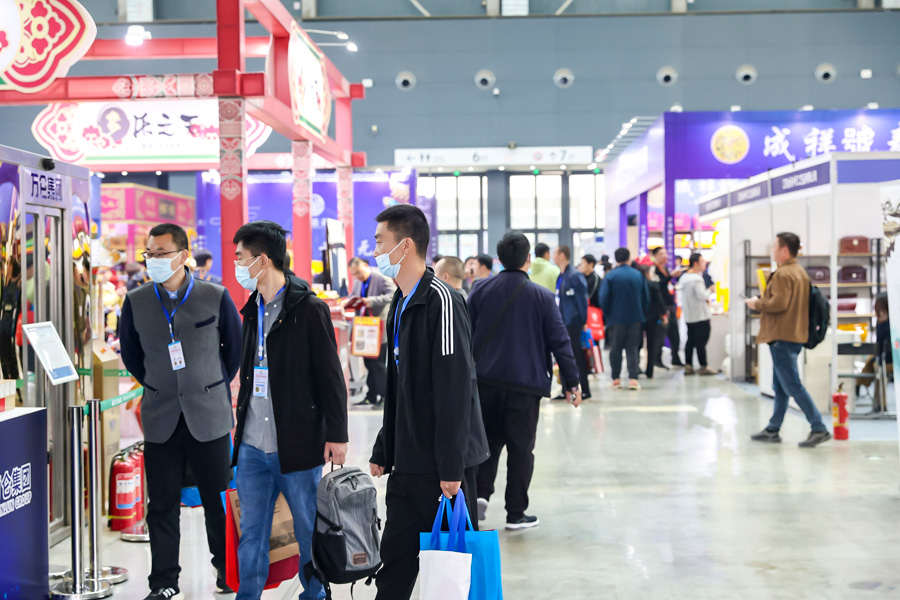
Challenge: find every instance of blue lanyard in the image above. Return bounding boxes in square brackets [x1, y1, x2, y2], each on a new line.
[393, 278, 422, 366]
[360, 278, 370, 299]
[257, 286, 286, 362]
[556, 273, 562, 296]
[153, 275, 194, 343]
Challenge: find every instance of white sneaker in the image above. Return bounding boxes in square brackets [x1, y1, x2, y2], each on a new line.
[477, 498, 489, 521]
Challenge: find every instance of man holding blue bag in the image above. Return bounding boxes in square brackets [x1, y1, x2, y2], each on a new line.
[368, 205, 490, 600]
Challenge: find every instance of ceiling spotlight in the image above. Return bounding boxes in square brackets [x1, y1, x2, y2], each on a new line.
[346, 42, 358, 52]
[95, 172, 105, 179]
[867, 102, 879, 109]
[467, 167, 474, 172]
[124, 25, 151, 46]
[670, 103, 683, 112]
[336, 31, 349, 40]
[437, 167, 444, 172]
[860, 69, 873, 79]
[801, 105, 814, 111]
[560, 165, 567, 170]
[499, 166, 506, 171]
[588, 163, 597, 170]
[529, 165, 536, 171]
[121, 171, 128, 176]
[362, 78, 374, 88]
[630, 118, 637, 124]
[730, 105, 741, 112]
[375, 168, 384, 174]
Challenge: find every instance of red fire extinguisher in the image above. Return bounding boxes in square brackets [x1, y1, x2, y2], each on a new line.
[130, 447, 145, 522]
[832, 383, 849, 440]
[108, 453, 136, 531]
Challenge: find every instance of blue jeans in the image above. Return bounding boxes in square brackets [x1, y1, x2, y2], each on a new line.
[768, 341, 827, 433]
[235, 444, 324, 600]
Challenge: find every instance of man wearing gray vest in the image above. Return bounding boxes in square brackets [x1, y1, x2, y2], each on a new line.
[120, 223, 242, 600]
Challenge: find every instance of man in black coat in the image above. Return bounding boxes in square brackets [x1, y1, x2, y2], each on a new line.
[468, 232, 581, 532]
[369, 205, 489, 600]
[231, 221, 348, 600]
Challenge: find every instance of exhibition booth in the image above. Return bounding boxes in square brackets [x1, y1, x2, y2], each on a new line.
[604, 108, 900, 267]
[696, 152, 898, 416]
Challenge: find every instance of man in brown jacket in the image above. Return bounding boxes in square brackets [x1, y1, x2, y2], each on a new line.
[745, 232, 831, 448]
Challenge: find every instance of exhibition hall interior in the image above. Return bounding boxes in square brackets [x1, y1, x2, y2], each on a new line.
[1, 0, 900, 599]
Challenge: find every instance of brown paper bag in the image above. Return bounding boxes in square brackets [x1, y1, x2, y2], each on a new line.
[229, 490, 300, 563]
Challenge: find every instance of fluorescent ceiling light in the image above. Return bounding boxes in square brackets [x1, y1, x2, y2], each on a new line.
[498, 166, 505, 171]
[670, 103, 683, 113]
[730, 105, 741, 112]
[867, 102, 879, 109]
[362, 78, 374, 88]
[801, 105, 814, 111]
[860, 69, 873, 79]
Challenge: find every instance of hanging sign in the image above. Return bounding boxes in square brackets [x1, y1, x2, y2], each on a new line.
[770, 162, 830, 196]
[0, 0, 97, 93]
[287, 21, 332, 140]
[32, 99, 273, 168]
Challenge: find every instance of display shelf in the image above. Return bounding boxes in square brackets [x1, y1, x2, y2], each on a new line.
[751, 313, 875, 319]
[749, 282, 877, 289]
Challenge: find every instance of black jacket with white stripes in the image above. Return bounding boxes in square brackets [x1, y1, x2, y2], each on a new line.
[370, 267, 490, 482]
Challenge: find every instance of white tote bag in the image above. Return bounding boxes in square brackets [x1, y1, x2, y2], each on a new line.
[419, 549, 472, 600]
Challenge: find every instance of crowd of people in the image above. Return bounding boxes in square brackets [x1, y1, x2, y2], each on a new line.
[115, 213, 834, 600]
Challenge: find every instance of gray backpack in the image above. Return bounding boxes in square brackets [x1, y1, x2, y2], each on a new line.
[304, 466, 382, 598]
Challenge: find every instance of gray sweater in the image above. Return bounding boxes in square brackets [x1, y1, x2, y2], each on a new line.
[120, 269, 243, 443]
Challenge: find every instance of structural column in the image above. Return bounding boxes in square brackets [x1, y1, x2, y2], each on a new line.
[337, 165, 354, 264]
[292, 141, 313, 282]
[219, 98, 248, 303]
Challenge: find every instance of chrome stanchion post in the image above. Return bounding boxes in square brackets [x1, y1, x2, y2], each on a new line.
[121, 441, 150, 543]
[49, 407, 111, 600]
[85, 399, 128, 584]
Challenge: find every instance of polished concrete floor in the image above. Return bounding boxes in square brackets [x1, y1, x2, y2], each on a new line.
[50, 369, 900, 599]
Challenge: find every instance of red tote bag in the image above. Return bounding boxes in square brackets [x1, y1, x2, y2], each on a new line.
[225, 489, 300, 593]
[587, 307, 605, 342]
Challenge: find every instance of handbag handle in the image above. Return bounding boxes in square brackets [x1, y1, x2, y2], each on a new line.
[447, 489, 469, 554]
[429, 496, 454, 550]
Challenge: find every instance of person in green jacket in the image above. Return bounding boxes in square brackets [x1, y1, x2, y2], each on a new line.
[530, 243, 560, 292]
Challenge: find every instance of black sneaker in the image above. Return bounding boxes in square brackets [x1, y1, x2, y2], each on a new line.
[550, 394, 567, 401]
[354, 398, 372, 407]
[506, 515, 540, 530]
[144, 589, 184, 600]
[370, 399, 384, 411]
[799, 431, 833, 448]
[750, 429, 782, 443]
[214, 568, 233, 594]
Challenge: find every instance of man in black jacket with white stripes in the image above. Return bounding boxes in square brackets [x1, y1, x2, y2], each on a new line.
[369, 205, 489, 600]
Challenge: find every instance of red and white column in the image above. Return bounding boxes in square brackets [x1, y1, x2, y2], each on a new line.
[292, 141, 313, 283]
[218, 98, 248, 303]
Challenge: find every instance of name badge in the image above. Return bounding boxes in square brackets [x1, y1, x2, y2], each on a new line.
[566, 288, 575, 296]
[253, 367, 269, 397]
[168, 341, 186, 371]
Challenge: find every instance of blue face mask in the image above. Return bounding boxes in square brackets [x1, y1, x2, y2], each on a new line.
[235, 256, 261, 291]
[376, 239, 407, 279]
[146, 256, 181, 283]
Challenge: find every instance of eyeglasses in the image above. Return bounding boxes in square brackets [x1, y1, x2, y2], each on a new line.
[142, 250, 181, 261]
[234, 255, 260, 266]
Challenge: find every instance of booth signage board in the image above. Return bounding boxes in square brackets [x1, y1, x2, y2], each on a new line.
[394, 146, 593, 168]
[0, 0, 96, 93]
[729, 181, 769, 207]
[770, 163, 831, 196]
[19, 165, 64, 205]
[32, 99, 273, 168]
[287, 21, 332, 140]
[663, 109, 900, 180]
[0, 408, 48, 600]
[837, 159, 900, 184]
[101, 184, 196, 227]
[698, 194, 729, 216]
[23, 322, 78, 385]
[606, 117, 665, 205]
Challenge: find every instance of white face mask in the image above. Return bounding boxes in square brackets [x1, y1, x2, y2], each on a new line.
[375, 239, 408, 279]
[146, 256, 180, 283]
[235, 256, 261, 291]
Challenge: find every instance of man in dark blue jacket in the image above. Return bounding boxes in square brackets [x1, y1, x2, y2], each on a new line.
[553, 244, 592, 399]
[600, 247, 650, 391]
[468, 233, 581, 531]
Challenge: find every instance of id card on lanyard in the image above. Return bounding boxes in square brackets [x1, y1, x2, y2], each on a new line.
[153, 276, 195, 371]
[393, 278, 421, 367]
[555, 276, 562, 307]
[254, 287, 285, 397]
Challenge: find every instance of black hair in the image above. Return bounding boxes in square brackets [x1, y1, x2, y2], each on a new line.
[476, 254, 493, 271]
[582, 254, 597, 266]
[651, 247, 665, 256]
[556, 245, 571, 261]
[497, 232, 530, 271]
[148, 223, 189, 251]
[233, 220, 289, 271]
[776, 232, 801, 257]
[614, 247, 630, 264]
[375, 204, 430, 259]
[636, 264, 651, 276]
[534, 243, 551, 259]
[431, 254, 443, 264]
[193, 250, 213, 267]
[875, 293, 888, 319]
[689, 252, 703, 268]
[348, 257, 368, 268]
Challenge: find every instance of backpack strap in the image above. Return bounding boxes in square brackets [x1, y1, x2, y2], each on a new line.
[474, 278, 530, 362]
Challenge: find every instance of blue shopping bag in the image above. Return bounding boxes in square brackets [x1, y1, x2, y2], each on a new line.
[420, 490, 503, 600]
[581, 329, 593, 350]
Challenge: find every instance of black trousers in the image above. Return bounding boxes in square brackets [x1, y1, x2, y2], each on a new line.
[643, 319, 664, 378]
[608, 322, 642, 381]
[474, 384, 541, 521]
[144, 414, 232, 590]
[566, 323, 592, 396]
[375, 469, 478, 600]
[363, 343, 388, 403]
[685, 320, 712, 368]
[664, 305, 682, 364]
